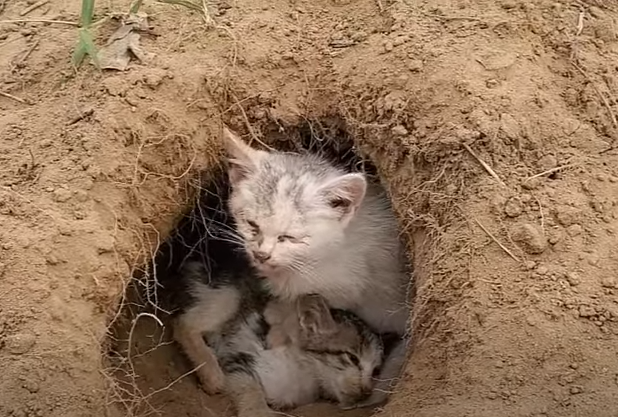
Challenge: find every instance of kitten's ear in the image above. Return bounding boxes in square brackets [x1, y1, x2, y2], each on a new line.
[317, 173, 367, 224]
[222, 126, 265, 184]
[297, 294, 337, 335]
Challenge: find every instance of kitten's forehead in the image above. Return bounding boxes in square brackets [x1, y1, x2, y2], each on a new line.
[244, 153, 336, 216]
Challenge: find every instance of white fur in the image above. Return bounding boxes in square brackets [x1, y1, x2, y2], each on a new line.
[224, 143, 410, 334]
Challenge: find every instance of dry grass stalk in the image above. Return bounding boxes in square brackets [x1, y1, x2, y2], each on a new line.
[462, 143, 506, 187]
[525, 164, 575, 181]
[0, 90, 30, 104]
[0, 18, 77, 25]
[20, 0, 50, 16]
[474, 219, 521, 262]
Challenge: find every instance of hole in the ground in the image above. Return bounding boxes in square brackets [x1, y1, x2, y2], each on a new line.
[107, 117, 414, 417]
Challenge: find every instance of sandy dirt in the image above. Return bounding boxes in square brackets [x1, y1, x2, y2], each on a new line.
[1, 0, 618, 416]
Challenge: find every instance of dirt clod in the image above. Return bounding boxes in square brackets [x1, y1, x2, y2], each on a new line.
[4, 332, 36, 355]
[505, 196, 524, 217]
[511, 223, 548, 254]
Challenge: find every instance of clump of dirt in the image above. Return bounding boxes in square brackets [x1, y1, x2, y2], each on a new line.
[1, 0, 618, 416]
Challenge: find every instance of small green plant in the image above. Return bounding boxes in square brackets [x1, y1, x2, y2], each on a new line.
[72, 0, 99, 68]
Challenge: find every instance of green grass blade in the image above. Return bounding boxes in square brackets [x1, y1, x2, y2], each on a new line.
[72, 28, 100, 69]
[80, 28, 100, 68]
[80, 0, 95, 27]
[71, 39, 88, 66]
[130, 0, 143, 14]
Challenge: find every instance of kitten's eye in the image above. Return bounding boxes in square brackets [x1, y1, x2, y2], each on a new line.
[344, 352, 360, 367]
[277, 235, 296, 243]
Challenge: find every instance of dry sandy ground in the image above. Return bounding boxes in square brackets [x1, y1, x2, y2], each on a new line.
[1, 0, 618, 416]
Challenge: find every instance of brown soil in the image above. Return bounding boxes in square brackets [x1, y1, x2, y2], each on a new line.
[2, 0, 618, 416]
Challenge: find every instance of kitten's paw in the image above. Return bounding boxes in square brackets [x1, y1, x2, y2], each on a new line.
[196, 365, 225, 395]
[353, 390, 389, 409]
[238, 409, 277, 417]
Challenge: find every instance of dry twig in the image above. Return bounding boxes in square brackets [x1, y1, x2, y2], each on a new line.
[0, 90, 29, 104]
[575, 9, 585, 36]
[16, 39, 40, 67]
[462, 143, 506, 187]
[525, 164, 575, 181]
[0, 18, 77, 25]
[20, 0, 50, 16]
[475, 219, 521, 262]
[231, 94, 275, 151]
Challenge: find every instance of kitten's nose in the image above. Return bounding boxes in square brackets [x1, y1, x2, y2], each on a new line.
[253, 251, 271, 263]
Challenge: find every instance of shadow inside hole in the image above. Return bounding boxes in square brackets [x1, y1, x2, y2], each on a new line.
[106, 119, 391, 417]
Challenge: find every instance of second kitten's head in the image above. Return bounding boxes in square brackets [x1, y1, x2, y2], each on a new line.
[295, 294, 383, 408]
[222, 128, 367, 277]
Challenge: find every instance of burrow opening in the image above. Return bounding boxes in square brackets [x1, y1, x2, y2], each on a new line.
[106, 116, 417, 417]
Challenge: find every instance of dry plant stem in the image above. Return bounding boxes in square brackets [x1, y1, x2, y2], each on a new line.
[571, 62, 618, 128]
[0, 19, 78, 25]
[17, 39, 41, 66]
[231, 94, 275, 151]
[201, 0, 216, 27]
[0, 90, 29, 104]
[575, 9, 584, 36]
[525, 164, 575, 181]
[20, 0, 50, 16]
[376, 0, 384, 13]
[474, 219, 521, 263]
[462, 143, 506, 187]
[127, 313, 163, 373]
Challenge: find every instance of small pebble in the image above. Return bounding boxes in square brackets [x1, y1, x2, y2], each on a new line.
[408, 59, 423, 72]
[5, 332, 36, 355]
[538, 154, 558, 170]
[567, 224, 583, 236]
[579, 305, 596, 318]
[565, 272, 581, 286]
[524, 261, 536, 270]
[570, 386, 583, 395]
[505, 197, 524, 217]
[391, 125, 408, 136]
[52, 188, 72, 203]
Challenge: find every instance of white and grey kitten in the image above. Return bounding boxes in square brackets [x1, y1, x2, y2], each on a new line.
[175, 261, 383, 417]
[222, 127, 411, 406]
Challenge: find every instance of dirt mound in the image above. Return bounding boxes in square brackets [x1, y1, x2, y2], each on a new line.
[1, 0, 618, 416]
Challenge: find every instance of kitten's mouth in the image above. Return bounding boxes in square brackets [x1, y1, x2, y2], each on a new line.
[255, 262, 281, 274]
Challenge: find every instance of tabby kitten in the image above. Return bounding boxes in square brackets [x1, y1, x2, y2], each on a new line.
[175, 262, 383, 417]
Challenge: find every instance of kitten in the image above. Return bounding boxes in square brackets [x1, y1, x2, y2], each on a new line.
[222, 127, 412, 406]
[175, 262, 383, 417]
